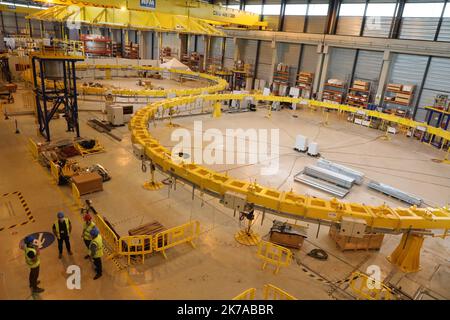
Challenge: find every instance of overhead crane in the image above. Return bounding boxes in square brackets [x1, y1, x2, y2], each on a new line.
[129, 93, 450, 274]
[28, 0, 267, 35]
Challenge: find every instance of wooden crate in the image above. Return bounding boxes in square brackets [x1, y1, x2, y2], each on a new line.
[328, 225, 384, 251]
[71, 172, 103, 195]
[128, 220, 167, 249]
[269, 220, 308, 249]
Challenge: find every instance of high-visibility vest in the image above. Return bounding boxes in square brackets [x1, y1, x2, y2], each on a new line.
[82, 221, 96, 240]
[24, 247, 40, 269]
[54, 218, 70, 239]
[89, 235, 103, 258]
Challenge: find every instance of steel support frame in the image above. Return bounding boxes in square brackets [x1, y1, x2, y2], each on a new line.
[413, 56, 432, 119]
[32, 57, 80, 141]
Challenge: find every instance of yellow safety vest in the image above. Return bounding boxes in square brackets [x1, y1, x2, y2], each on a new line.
[89, 235, 103, 258]
[24, 247, 40, 269]
[54, 218, 70, 239]
[82, 221, 96, 240]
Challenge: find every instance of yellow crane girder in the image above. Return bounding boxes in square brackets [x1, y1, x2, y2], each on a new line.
[31, 0, 267, 28]
[27, 4, 227, 35]
[0, 3, 45, 14]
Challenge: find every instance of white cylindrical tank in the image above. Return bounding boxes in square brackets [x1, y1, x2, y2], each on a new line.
[307, 141, 319, 156]
[295, 135, 308, 152]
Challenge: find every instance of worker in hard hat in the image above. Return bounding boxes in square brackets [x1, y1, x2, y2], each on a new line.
[23, 236, 44, 293]
[89, 227, 103, 280]
[82, 213, 96, 260]
[52, 211, 73, 259]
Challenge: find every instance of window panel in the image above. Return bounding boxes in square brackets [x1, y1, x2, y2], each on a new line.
[365, 3, 397, 17]
[402, 2, 444, 18]
[308, 4, 329, 16]
[284, 4, 308, 16]
[245, 5, 263, 15]
[263, 4, 282, 15]
[339, 3, 366, 16]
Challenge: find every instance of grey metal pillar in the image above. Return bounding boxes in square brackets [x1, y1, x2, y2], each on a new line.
[374, 50, 392, 105]
[316, 44, 329, 100]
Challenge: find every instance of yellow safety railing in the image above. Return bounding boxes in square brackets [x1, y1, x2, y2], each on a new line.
[232, 288, 257, 300]
[263, 284, 297, 300]
[154, 220, 201, 259]
[349, 272, 393, 300]
[119, 235, 153, 265]
[28, 138, 39, 159]
[257, 241, 292, 274]
[30, 39, 85, 59]
[50, 161, 60, 184]
[232, 284, 296, 300]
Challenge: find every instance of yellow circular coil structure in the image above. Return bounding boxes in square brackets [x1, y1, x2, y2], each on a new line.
[129, 93, 450, 235]
[23, 64, 228, 98]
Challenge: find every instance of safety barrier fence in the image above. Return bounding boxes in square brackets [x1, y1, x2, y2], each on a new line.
[263, 284, 297, 300]
[349, 272, 393, 300]
[128, 93, 450, 233]
[257, 241, 293, 274]
[71, 185, 199, 264]
[28, 138, 39, 159]
[50, 161, 60, 184]
[154, 220, 201, 259]
[232, 288, 256, 300]
[233, 284, 296, 300]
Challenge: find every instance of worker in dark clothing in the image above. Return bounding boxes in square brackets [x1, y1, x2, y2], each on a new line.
[23, 236, 44, 293]
[82, 213, 95, 259]
[52, 211, 73, 258]
[89, 227, 103, 280]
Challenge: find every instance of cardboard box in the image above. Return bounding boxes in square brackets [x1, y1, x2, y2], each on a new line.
[72, 172, 103, 195]
[329, 225, 384, 251]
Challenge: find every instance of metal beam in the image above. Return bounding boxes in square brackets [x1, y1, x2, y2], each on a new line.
[278, 0, 286, 32]
[375, 50, 392, 105]
[390, 0, 405, 39]
[223, 29, 450, 58]
[413, 56, 432, 119]
[435, 0, 448, 41]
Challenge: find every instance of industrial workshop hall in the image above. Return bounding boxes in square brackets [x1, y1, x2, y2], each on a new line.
[0, 0, 449, 310]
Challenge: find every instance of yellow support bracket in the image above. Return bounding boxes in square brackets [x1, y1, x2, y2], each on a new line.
[387, 233, 424, 273]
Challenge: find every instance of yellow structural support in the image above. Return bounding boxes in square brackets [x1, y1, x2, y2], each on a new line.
[257, 241, 292, 275]
[349, 272, 393, 300]
[387, 233, 425, 273]
[153, 220, 200, 259]
[212, 101, 222, 118]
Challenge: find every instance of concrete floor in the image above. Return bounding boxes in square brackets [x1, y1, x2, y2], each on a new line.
[0, 84, 449, 300]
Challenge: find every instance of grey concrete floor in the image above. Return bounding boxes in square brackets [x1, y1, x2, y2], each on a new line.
[0, 84, 449, 300]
